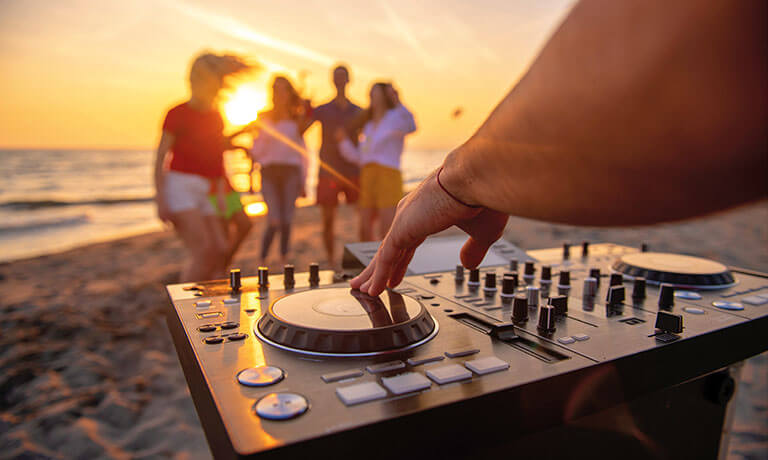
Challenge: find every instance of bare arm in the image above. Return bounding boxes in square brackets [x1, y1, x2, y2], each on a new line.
[352, 0, 767, 296]
[154, 131, 175, 222]
[441, 0, 767, 225]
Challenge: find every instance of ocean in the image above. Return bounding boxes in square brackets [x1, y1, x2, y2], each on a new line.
[0, 148, 447, 262]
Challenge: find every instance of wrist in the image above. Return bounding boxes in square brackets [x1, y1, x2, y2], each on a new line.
[439, 148, 481, 208]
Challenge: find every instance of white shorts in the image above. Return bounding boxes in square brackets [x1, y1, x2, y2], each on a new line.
[164, 171, 216, 215]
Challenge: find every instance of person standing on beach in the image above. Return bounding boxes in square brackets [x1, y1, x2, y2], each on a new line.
[310, 65, 363, 269]
[351, 0, 767, 296]
[249, 76, 311, 266]
[338, 82, 416, 241]
[154, 52, 252, 282]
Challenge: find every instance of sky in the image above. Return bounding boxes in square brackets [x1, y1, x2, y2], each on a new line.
[0, 0, 573, 151]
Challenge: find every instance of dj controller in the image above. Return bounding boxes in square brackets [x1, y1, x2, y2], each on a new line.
[165, 238, 768, 460]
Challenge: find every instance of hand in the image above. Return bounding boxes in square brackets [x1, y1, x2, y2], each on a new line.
[350, 167, 508, 296]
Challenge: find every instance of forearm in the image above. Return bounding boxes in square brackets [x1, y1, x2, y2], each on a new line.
[444, 0, 766, 226]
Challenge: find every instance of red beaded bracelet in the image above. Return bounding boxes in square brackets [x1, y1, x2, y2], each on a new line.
[436, 166, 482, 208]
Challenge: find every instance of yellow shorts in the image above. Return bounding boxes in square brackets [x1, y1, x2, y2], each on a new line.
[359, 163, 403, 209]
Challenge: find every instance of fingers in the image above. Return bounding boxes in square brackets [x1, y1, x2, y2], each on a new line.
[460, 236, 494, 269]
[388, 246, 417, 289]
[350, 256, 376, 289]
[366, 241, 401, 296]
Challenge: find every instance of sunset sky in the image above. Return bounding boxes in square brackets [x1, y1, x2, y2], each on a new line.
[0, 0, 573, 151]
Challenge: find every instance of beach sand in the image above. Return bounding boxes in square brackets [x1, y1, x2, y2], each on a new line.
[1, 201, 766, 459]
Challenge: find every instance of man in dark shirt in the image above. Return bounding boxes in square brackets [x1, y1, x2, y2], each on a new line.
[311, 65, 363, 269]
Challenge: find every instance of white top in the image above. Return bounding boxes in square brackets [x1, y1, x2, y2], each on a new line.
[249, 117, 309, 184]
[339, 104, 416, 170]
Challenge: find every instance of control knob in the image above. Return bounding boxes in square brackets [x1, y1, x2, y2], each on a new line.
[632, 277, 646, 300]
[230, 269, 241, 293]
[526, 286, 540, 309]
[537, 304, 556, 333]
[455, 265, 464, 282]
[589, 268, 601, 287]
[484, 272, 497, 292]
[609, 273, 623, 287]
[582, 241, 589, 257]
[658, 284, 675, 309]
[309, 263, 320, 287]
[509, 259, 519, 272]
[563, 243, 571, 260]
[523, 262, 535, 283]
[257, 266, 269, 288]
[512, 294, 528, 323]
[557, 270, 571, 295]
[283, 264, 295, 289]
[549, 295, 568, 315]
[583, 277, 598, 298]
[607, 285, 625, 306]
[501, 274, 517, 299]
[468, 268, 481, 286]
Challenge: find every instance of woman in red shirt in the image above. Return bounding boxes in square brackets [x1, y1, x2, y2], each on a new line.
[154, 52, 252, 282]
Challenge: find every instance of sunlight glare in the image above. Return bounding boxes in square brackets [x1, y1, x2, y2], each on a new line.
[222, 85, 267, 126]
[244, 201, 268, 217]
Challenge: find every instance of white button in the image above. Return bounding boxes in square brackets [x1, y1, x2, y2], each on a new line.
[713, 301, 744, 311]
[683, 307, 705, 315]
[336, 382, 387, 405]
[445, 349, 479, 358]
[407, 356, 444, 366]
[464, 356, 509, 375]
[381, 372, 431, 395]
[675, 291, 702, 300]
[742, 296, 768, 306]
[254, 393, 308, 420]
[195, 300, 212, 308]
[223, 298, 240, 304]
[321, 369, 364, 383]
[557, 336, 575, 344]
[572, 333, 590, 341]
[426, 365, 472, 385]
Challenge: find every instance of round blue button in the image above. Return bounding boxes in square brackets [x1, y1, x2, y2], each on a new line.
[712, 301, 744, 311]
[675, 291, 702, 300]
[683, 307, 705, 315]
[254, 393, 308, 420]
[237, 366, 284, 387]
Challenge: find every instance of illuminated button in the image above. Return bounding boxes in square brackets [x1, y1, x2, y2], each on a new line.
[406, 356, 445, 366]
[557, 336, 575, 344]
[237, 366, 284, 387]
[321, 369, 364, 383]
[195, 300, 212, 308]
[426, 364, 472, 385]
[204, 336, 223, 344]
[223, 298, 240, 305]
[464, 356, 509, 376]
[712, 301, 744, 311]
[381, 372, 431, 395]
[336, 382, 387, 405]
[683, 307, 705, 315]
[742, 296, 768, 306]
[675, 291, 702, 300]
[254, 393, 308, 420]
[366, 361, 405, 374]
[572, 333, 590, 341]
[445, 349, 479, 358]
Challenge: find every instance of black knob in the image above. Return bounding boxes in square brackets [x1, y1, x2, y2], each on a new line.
[309, 263, 320, 287]
[524, 261, 535, 276]
[512, 294, 528, 323]
[589, 268, 601, 286]
[558, 270, 570, 286]
[541, 266, 552, 282]
[509, 260, 519, 272]
[563, 243, 571, 260]
[484, 272, 497, 290]
[655, 310, 683, 334]
[607, 285, 625, 305]
[283, 264, 295, 289]
[658, 283, 675, 309]
[469, 268, 480, 285]
[583, 277, 598, 298]
[230, 269, 241, 293]
[537, 304, 556, 333]
[632, 277, 646, 300]
[582, 241, 589, 257]
[257, 266, 269, 288]
[641, 243, 649, 252]
[505, 271, 519, 287]
[455, 265, 464, 282]
[502, 275, 517, 296]
[526, 286, 540, 308]
[609, 273, 623, 286]
[549, 295, 568, 315]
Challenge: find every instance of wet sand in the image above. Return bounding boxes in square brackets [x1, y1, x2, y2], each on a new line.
[1, 201, 766, 459]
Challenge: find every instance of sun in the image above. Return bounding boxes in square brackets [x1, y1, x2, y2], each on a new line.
[222, 84, 268, 126]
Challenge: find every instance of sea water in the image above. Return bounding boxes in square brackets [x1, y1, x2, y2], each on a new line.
[0, 149, 447, 262]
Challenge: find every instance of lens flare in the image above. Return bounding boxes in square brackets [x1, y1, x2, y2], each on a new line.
[223, 85, 267, 126]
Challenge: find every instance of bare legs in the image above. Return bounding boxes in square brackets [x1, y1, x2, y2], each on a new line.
[360, 206, 396, 241]
[222, 210, 253, 267]
[321, 204, 337, 266]
[171, 209, 229, 282]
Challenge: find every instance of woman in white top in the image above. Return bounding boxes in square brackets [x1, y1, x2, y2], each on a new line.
[249, 76, 310, 265]
[337, 82, 416, 241]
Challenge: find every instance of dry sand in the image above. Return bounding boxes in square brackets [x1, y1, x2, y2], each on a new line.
[1, 201, 766, 459]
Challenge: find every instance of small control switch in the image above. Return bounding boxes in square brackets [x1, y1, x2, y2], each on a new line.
[607, 286, 625, 305]
[537, 304, 556, 333]
[512, 294, 528, 323]
[655, 311, 683, 334]
[658, 284, 675, 309]
[632, 277, 646, 300]
[283, 264, 295, 289]
[309, 263, 320, 287]
[549, 295, 568, 315]
[610, 273, 623, 287]
[230, 269, 241, 293]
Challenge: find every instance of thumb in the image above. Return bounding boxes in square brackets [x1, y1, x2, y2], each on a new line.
[460, 236, 493, 269]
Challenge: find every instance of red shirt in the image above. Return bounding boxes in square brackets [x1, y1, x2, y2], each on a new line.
[162, 102, 225, 178]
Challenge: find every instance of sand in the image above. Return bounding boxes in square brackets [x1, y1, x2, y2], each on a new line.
[1, 201, 766, 459]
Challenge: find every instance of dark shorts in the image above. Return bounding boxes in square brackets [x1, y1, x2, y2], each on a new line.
[316, 175, 359, 206]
